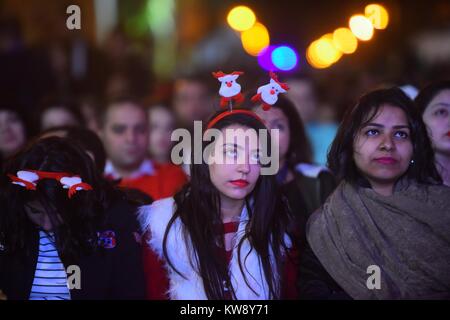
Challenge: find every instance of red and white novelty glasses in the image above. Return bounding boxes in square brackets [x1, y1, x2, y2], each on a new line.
[8, 170, 93, 198]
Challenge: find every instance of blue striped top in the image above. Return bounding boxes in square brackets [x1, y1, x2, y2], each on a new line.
[29, 231, 71, 300]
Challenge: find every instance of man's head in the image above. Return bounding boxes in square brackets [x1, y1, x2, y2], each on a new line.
[172, 74, 215, 129]
[99, 98, 149, 173]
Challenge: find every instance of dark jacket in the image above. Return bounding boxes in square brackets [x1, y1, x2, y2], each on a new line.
[297, 241, 352, 300]
[281, 170, 336, 254]
[0, 199, 145, 300]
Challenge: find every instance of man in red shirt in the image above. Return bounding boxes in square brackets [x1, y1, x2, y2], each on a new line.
[99, 97, 187, 200]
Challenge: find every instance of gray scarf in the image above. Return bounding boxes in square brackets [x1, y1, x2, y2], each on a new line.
[307, 180, 450, 299]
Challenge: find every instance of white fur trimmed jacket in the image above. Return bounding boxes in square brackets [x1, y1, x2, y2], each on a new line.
[138, 197, 291, 300]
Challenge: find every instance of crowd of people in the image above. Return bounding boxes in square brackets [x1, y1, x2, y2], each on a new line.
[1, 18, 450, 300]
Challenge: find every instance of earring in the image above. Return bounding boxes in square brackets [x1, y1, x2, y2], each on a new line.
[410, 159, 415, 164]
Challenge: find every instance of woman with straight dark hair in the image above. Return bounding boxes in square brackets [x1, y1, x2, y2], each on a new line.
[415, 80, 450, 186]
[299, 87, 450, 299]
[139, 108, 297, 300]
[0, 137, 145, 300]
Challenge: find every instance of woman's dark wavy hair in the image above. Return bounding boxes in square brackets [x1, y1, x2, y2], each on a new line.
[414, 80, 450, 115]
[0, 137, 119, 260]
[327, 87, 442, 185]
[163, 109, 293, 300]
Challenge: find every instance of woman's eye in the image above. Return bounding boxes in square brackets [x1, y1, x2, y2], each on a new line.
[251, 153, 261, 163]
[225, 149, 237, 158]
[394, 131, 409, 139]
[434, 109, 448, 117]
[365, 129, 379, 136]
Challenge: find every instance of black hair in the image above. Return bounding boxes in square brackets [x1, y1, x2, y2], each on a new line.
[163, 109, 293, 299]
[414, 80, 450, 115]
[0, 137, 119, 260]
[328, 87, 442, 185]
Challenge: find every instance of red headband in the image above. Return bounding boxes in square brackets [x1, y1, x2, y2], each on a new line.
[206, 109, 265, 130]
[8, 170, 93, 199]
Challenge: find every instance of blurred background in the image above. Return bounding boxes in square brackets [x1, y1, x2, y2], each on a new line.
[1, 0, 450, 164]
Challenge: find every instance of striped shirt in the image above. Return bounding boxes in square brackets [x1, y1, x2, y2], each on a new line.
[29, 231, 71, 300]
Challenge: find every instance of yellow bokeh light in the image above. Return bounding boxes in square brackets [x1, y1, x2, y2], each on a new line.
[349, 15, 374, 41]
[227, 6, 256, 32]
[365, 4, 389, 29]
[306, 38, 342, 69]
[333, 27, 358, 54]
[316, 36, 342, 64]
[306, 44, 330, 69]
[241, 22, 270, 56]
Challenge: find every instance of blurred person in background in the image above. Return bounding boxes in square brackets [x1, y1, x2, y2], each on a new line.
[172, 73, 215, 131]
[415, 80, 450, 186]
[253, 96, 336, 257]
[148, 104, 176, 165]
[100, 97, 187, 200]
[286, 76, 338, 166]
[0, 104, 28, 166]
[39, 98, 83, 131]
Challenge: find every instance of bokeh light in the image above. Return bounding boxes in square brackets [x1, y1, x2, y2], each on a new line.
[349, 14, 374, 41]
[271, 46, 298, 71]
[365, 4, 389, 30]
[241, 22, 270, 56]
[257, 45, 277, 71]
[227, 6, 256, 32]
[306, 36, 342, 69]
[332, 27, 358, 54]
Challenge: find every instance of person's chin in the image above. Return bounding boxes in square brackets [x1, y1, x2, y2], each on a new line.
[224, 189, 249, 200]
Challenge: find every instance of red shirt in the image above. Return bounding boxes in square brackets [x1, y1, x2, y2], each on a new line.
[142, 221, 298, 299]
[109, 162, 188, 201]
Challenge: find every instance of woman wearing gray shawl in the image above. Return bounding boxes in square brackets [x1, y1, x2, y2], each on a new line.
[302, 88, 450, 300]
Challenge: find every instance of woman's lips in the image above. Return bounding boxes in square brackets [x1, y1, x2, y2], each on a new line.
[446, 131, 450, 137]
[229, 179, 249, 187]
[374, 157, 398, 165]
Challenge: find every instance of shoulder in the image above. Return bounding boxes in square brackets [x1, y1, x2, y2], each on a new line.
[104, 198, 140, 232]
[138, 197, 176, 235]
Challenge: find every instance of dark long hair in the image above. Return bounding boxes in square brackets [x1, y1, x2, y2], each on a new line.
[163, 109, 293, 300]
[0, 137, 119, 260]
[327, 87, 442, 185]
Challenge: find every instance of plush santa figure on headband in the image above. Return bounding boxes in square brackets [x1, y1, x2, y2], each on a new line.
[212, 71, 244, 108]
[251, 72, 289, 111]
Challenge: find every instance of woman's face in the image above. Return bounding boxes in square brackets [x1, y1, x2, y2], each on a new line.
[25, 200, 54, 231]
[353, 104, 413, 189]
[148, 107, 175, 162]
[208, 124, 261, 202]
[0, 110, 26, 157]
[422, 89, 450, 156]
[41, 107, 79, 131]
[254, 106, 290, 164]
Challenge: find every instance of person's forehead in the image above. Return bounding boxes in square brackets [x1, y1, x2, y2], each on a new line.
[429, 89, 450, 106]
[369, 104, 408, 123]
[219, 125, 260, 145]
[175, 80, 207, 94]
[106, 103, 146, 123]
